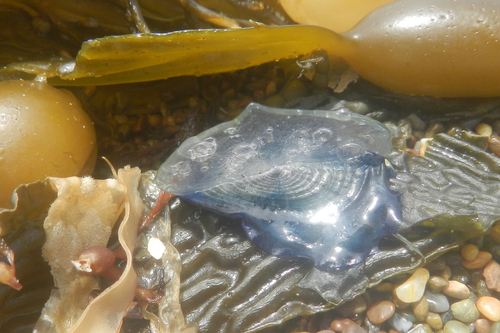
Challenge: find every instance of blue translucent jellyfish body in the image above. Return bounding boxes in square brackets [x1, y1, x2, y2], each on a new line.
[156, 103, 402, 271]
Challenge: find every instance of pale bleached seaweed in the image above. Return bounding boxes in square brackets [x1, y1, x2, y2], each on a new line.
[33, 175, 126, 332]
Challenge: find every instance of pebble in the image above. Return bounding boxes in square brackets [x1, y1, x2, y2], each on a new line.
[490, 222, 500, 243]
[392, 288, 411, 309]
[388, 312, 413, 333]
[425, 312, 443, 330]
[366, 301, 395, 325]
[483, 260, 500, 292]
[412, 296, 429, 322]
[474, 318, 491, 333]
[476, 296, 500, 321]
[475, 123, 493, 137]
[442, 320, 469, 333]
[395, 268, 430, 303]
[424, 290, 450, 313]
[427, 276, 449, 293]
[462, 251, 492, 269]
[440, 266, 452, 280]
[330, 318, 358, 332]
[407, 324, 428, 333]
[441, 280, 470, 299]
[489, 135, 500, 158]
[460, 244, 479, 261]
[450, 299, 480, 323]
[490, 321, 500, 333]
[343, 324, 366, 333]
[407, 114, 426, 131]
[416, 323, 433, 333]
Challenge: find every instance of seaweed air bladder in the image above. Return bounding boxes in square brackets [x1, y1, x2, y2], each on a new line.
[43, 0, 500, 98]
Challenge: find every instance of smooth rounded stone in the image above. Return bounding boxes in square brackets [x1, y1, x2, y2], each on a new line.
[330, 318, 358, 332]
[424, 290, 450, 313]
[450, 299, 480, 323]
[442, 280, 470, 299]
[395, 268, 430, 303]
[425, 312, 443, 330]
[407, 114, 426, 131]
[476, 296, 500, 322]
[475, 123, 493, 137]
[412, 297, 429, 322]
[474, 318, 491, 333]
[388, 311, 414, 333]
[491, 222, 500, 243]
[427, 276, 450, 293]
[440, 266, 452, 280]
[483, 260, 500, 292]
[490, 321, 500, 333]
[343, 324, 367, 333]
[461, 244, 479, 261]
[407, 324, 428, 333]
[392, 288, 411, 309]
[366, 300, 396, 325]
[415, 323, 433, 333]
[462, 251, 492, 270]
[443, 320, 469, 333]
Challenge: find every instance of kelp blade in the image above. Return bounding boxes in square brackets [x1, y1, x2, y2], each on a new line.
[48, 25, 341, 86]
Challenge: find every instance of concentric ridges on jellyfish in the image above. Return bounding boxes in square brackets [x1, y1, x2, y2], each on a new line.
[193, 161, 358, 214]
[156, 103, 401, 271]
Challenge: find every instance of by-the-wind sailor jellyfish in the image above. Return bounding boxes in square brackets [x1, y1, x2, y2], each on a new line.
[156, 103, 402, 271]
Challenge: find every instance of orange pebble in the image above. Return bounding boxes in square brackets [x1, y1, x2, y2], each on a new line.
[366, 300, 396, 325]
[460, 243, 479, 261]
[476, 296, 500, 322]
[462, 251, 492, 269]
